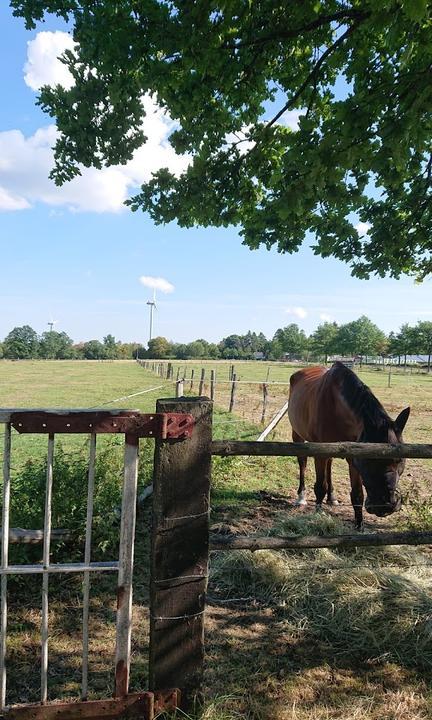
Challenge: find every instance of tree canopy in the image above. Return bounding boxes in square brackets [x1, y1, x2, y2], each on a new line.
[10, 0, 432, 279]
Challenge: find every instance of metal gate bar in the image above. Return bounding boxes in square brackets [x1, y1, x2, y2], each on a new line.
[114, 434, 139, 698]
[41, 434, 54, 703]
[81, 433, 96, 701]
[1, 424, 11, 710]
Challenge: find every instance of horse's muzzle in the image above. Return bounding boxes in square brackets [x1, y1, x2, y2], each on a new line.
[365, 492, 402, 517]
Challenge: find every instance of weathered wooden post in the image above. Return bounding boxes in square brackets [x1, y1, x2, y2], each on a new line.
[176, 367, 180, 382]
[210, 370, 216, 401]
[189, 368, 195, 391]
[150, 397, 212, 709]
[261, 383, 268, 424]
[176, 379, 184, 397]
[229, 373, 237, 413]
[198, 368, 205, 396]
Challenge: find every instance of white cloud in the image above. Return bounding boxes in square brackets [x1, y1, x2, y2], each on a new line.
[285, 306, 308, 319]
[355, 221, 372, 237]
[0, 115, 187, 214]
[0, 126, 130, 213]
[277, 110, 305, 131]
[0, 186, 30, 211]
[224, 125, 255, 155]
[0, 32, 189, 214]
[319, 313, 333, 322]
[139, 276, 175, 294]
[24, 31, 75, 91]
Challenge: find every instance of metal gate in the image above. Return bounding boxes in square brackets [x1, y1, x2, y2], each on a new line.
[0, 409, 194, 720]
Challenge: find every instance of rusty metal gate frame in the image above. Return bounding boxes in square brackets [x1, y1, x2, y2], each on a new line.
[0, 409, 194, 720]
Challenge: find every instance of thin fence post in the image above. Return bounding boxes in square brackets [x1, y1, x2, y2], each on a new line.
[210, 370, 216, 402]
[229, 373, 237, 413]
[189, 368, 195, 391]
[199, 368, 205, 396]
[176, 367, 180, 381]
[150, 398, 212, 710]
[261, 383, 268, 424]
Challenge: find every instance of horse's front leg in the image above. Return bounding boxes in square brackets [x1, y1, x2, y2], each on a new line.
[314, 458, 329, 511]
[348, 459, 364, 530]
[293, 430, 307, 505]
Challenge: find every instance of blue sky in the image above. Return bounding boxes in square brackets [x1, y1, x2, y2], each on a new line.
[1, 5, 432, 346]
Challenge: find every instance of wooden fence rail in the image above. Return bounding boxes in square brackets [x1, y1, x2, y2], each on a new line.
[210, 530, 432, 552]
[211, 440, 432, 459]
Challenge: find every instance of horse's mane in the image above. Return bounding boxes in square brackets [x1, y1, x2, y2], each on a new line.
[332, 361, 390, 432]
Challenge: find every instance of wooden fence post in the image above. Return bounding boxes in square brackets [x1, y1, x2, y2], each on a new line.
[229, 373, 237, 413]
[198, 368, 205, 396]
[150, 398, 212, 710]
[210, 370, 216, 401]
[176, 379, 184, 397]
[189, 368, 195, 391]
[261, 383, 268, 424]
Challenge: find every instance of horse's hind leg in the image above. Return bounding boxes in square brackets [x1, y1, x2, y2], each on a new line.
[325, 459, 339, 505]
[293, 430, 307, 505]
[314, 457, 329, 511]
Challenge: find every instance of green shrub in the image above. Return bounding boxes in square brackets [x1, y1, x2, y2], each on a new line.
[7, 436, 154, 563]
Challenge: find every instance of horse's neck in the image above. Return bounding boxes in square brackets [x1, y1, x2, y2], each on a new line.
[314, 370, 362, 441]
[336, 365, 389, 437]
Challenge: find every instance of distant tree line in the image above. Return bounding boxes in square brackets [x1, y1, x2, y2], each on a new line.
[2, 318, 432, 368]
[0, 327, 145, 361]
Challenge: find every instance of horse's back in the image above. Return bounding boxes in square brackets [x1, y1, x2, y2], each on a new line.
[288, 363, 361, 442]
[288, 366, 327, 441]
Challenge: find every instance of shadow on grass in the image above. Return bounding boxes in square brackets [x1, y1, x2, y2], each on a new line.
[204, 532, 432, 720]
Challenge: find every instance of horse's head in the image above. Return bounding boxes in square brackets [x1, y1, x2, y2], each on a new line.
[353, 407, 410, 517]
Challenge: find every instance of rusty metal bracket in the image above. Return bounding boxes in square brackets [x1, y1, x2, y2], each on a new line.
[3, 689, 180, 720]
[10, 411, 194, 440]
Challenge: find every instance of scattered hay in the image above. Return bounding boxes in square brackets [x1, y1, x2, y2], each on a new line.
[209, 513, 432, 672]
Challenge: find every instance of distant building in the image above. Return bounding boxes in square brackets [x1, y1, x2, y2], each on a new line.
[253, 351, 265, 360]
[329, 356, 357, 367]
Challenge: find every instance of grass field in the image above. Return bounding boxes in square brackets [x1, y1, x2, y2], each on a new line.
[0, 359, 432, 719]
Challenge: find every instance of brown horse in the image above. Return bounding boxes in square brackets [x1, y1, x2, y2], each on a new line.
[288, 361, 410, 528]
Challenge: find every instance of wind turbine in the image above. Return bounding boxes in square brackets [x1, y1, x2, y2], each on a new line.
[47, 318, 58, 332]
[147, 289, 157, 341]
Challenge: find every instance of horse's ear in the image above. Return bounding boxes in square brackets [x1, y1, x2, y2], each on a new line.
[394, 407, 410, 433]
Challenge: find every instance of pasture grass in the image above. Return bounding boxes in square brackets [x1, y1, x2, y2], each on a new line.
[1, 359, 432, 719]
